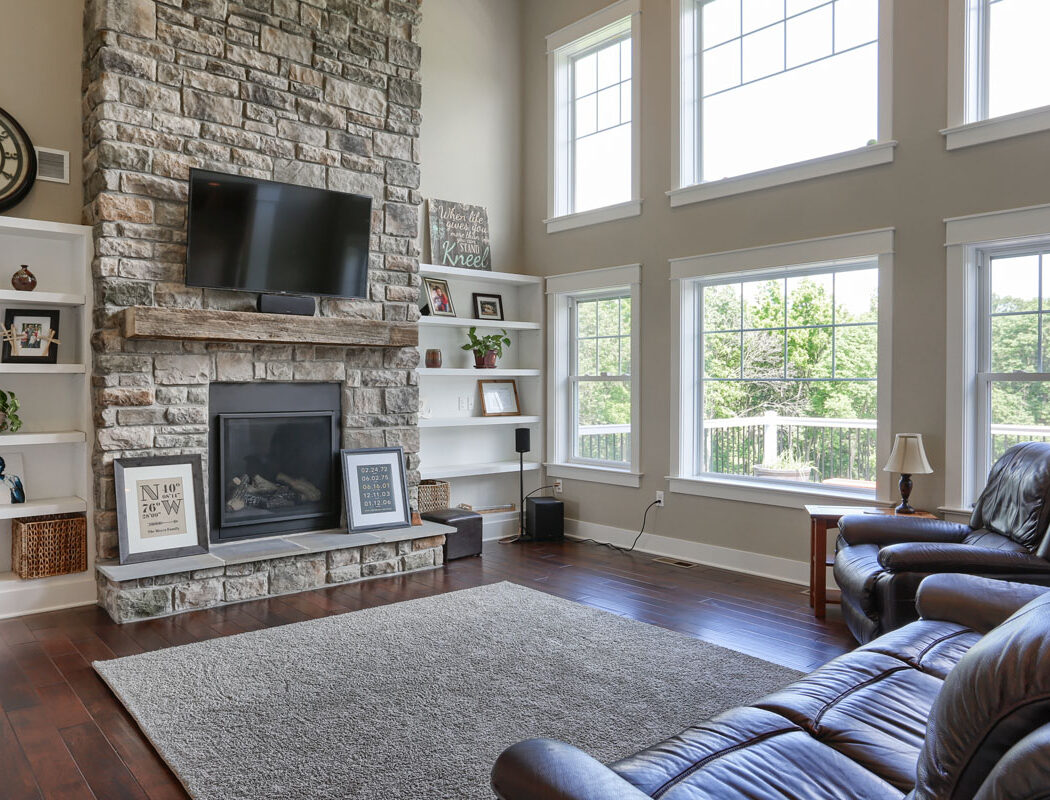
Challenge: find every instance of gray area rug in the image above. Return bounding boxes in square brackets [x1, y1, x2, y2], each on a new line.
[95, 582, 802, 800]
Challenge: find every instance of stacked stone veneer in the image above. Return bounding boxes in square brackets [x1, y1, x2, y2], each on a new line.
[82, 0, 424, 560]
[98, 535, 444, 622]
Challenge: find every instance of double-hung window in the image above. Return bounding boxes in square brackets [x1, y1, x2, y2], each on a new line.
[670, 230, 893, 505]
[946, 0, 1050, 148]
[674, 0, 893, 203]
[547, 0, 641, 233]
[547, 265, 641, 486]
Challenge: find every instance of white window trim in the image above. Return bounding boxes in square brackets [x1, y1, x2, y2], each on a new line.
[668, 228, 895, 509]
[546, 263, 642, 487]
[546, 0, 642, 234]
[945, 0, 1050, 150]
[943, 202, 1050, 516]
[670, 0, 895, 206]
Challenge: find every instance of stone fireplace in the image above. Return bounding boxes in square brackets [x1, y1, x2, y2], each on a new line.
[209, 382, 341, 542]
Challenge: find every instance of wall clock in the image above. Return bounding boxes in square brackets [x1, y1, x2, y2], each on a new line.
[0, 107, 37, 212]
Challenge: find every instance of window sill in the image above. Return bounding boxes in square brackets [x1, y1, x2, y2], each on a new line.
[667, 142, 897, 207]
[942, 105, 1050, 150]
[545, 200, 642, 234]
[546, 462, 642, 487]
[668, 475, 876, 510]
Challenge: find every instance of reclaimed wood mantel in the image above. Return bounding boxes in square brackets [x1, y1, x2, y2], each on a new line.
[121, 306, 418, 348]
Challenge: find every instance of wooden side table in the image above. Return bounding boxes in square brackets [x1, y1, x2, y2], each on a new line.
[804, 505, 937, 619]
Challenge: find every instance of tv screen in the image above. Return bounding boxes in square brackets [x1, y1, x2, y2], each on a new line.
[186, 169, 372, 299]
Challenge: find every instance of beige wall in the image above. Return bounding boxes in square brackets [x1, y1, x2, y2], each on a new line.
[520, 0, 1050, 564]
[419, 0, 523, 268]
[0, 0, 84, 225]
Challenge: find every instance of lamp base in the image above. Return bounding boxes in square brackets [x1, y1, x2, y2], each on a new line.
[895, 473, 915, 514]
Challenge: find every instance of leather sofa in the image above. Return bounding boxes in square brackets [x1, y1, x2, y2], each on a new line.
[491, 574, 1050, 800]
[835, 441, 1050, 643]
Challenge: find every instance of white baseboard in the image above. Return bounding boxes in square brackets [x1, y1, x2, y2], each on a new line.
[564, 518, 809, 586]
[0, 573, 97, 620]
[481, 512, 521, 541]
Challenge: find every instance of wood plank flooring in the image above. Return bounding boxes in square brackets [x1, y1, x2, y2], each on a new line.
[0, 539, 854, 800]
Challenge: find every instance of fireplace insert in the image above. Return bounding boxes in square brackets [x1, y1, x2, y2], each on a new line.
[208, 383, 341, 542]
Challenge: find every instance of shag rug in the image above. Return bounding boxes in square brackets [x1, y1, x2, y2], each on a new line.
[95, 582, 801, 800]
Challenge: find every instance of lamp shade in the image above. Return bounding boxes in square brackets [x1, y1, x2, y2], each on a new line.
[883, 433, 933, 475]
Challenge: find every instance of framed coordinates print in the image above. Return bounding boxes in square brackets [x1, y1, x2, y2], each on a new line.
[114, 455, 209, 565]
[341, 447, 411, 532]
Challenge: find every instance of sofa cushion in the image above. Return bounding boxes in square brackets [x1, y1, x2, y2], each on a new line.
[754, 651, 942, 792]
[611, 707, 902, 800]
[859, 619, 980, 680]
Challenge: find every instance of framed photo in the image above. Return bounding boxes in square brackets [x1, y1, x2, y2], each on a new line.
[0, 452, 27, 505]
[478, 379, 521, 416]
[114, 455, 209, 565]
[472, 292, 504, 321]
[341, 447, 412, 532]
[2, 308, 59, 364]
[423, 277, 456, 317]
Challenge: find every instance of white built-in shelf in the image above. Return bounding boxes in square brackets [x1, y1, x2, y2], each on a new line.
[0, 289, 86, 307]
[0, 363, 86, 374]
[0, 431, 86, 446]
[0, 495, 87, 520]
[419, 368, 542, 377]
[419, 317, 541, 331]
[420, 460, 542, 479]
[419, 415, 542, 428]
[419, 263, 543, 286]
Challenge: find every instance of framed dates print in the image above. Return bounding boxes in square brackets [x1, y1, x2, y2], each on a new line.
[115, 455, 209, 565]
[341, 447, 411, 532]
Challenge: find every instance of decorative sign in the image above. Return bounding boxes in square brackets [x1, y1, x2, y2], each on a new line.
[356, 464, 396, 514]
[341, 447, 411, 532]
[428, 199, 492, 270]
[114, 455, 208, 565]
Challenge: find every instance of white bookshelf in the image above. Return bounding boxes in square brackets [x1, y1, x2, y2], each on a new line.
[0, 216, 94, 619]
[417, 264, 544, 537]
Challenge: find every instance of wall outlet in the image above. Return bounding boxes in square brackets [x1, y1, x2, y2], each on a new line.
[553, 479, 563, 494]
[655, 491, 665, 507]
[457, 396, 475, 411]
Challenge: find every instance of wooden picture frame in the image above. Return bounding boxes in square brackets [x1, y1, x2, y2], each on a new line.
[472, 292, 504, 321]
[341, 447, 412, 532]
[422, 277, 456, 317]
[115, 454, 209, 565]
[478, 379, 521, 416]
[2, 308, 60, 364]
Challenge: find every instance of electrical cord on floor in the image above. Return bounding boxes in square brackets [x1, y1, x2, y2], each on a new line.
[499, 485, 559, 544]
[575, 499, 660, 553]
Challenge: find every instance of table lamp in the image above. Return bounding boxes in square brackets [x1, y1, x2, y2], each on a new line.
[883, 433, 933, 514]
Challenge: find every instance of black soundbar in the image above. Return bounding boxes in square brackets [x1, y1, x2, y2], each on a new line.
[257, 293, 316, 316]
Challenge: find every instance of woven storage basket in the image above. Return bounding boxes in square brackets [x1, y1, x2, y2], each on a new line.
[417, 479, 451, 513]
[12, 513, 87, 580]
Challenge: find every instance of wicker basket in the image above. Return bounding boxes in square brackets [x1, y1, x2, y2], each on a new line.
[12, 513, 87, 580]
[417, 479, 451, 513]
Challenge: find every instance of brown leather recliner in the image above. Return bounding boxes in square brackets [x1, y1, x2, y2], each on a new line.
[835, 441, 1050, 643]
[491, 574, 1050, 800]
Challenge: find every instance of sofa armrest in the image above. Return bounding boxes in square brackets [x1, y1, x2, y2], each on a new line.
[878, 542, 1050, 574]
[917, 574, 1050, 633]
[837, 514, 970, 547]
[492, 739, 652, 800]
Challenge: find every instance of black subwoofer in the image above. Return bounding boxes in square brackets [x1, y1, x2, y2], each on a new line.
[526, 497, 564, 541]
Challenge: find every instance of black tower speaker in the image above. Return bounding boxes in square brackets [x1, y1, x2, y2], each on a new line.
[526, 497, 564, 541]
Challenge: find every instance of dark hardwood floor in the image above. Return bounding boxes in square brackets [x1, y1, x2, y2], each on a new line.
[0, 539, 854, 800]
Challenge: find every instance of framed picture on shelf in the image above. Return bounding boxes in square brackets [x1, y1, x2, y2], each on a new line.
[114, 454, 209, 565]
[2, 308, 60, 364]
[341, 447, 412, 532]
[478, 379, 521, 416]
[422, 277, 456, 317]
[0, 452, 27, 505]
[472, 292, 504, 321]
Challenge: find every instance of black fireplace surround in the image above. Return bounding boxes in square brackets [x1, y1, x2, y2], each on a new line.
[208, 383, 341, 543]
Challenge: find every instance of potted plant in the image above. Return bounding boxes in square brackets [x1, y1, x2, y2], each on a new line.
[753, 453, 812, 482]
[0, 389, 23, 433]
[461, 327, 511, 369]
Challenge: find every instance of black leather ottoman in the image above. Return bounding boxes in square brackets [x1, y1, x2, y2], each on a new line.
[421, 507, 482, 560]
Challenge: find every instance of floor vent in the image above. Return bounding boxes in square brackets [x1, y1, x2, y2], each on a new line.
[653, 556, 697, 569]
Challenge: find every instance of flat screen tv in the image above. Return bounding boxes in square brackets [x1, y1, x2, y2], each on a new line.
[186, 169, 372, 299]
